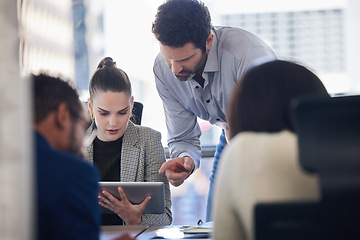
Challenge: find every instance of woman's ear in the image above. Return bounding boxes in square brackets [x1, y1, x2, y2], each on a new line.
[129, 96, 134, 113]
[87, 98, 94, 121]
[130, 96, 134, 108]
[129, 96, 134, 120]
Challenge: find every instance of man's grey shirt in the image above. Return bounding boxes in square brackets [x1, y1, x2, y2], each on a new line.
[153, 26, 277, 169]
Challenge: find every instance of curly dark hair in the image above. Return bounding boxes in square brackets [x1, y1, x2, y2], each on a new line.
[152, 0, 211, 52]
[32, 73, 82, 124]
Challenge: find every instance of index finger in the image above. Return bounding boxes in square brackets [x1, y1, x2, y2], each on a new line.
[159, 160, 175, 174]
[166, 171, 188, 182]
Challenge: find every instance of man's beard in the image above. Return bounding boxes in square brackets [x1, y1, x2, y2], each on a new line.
[67, 122, 82, 157]
[175, 72, 196, 82]
[174, 51, 208, 82]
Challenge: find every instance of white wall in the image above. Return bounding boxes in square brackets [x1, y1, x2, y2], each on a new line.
[0, 1, 33, 239]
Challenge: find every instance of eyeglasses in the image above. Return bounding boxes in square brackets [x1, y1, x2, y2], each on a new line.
[48, 103, 89, 127]
[68, 107, 90, 127]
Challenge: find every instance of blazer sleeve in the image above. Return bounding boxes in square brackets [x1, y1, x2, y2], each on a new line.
[141, 129, 172, 226]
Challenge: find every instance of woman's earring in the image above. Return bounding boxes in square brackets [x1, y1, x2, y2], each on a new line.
[90, 112, 94, 121]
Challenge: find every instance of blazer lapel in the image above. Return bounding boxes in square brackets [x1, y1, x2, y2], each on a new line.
[83, 122, 97, 164]
[120, 122, 140, 182]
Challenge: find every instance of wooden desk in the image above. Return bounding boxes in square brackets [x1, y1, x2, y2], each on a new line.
[101, 225, 213, 240]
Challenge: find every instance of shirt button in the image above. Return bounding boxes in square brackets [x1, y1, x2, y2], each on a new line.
[206, 100, 210, 103]
[195, 86, 199, 89]
[216, 118, 220, 121]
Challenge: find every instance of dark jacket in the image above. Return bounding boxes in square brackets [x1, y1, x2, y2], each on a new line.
[36, 131, 100, 240]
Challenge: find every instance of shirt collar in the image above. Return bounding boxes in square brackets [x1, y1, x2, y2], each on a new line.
[204, 28, 219, 73]
[35, 131, 51, 149]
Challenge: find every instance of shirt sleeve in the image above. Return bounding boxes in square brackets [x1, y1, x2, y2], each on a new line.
[235, 45, 277, 80]
[153, 58, 202, 169]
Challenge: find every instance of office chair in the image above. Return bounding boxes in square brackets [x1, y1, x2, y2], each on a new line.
[130, 101, 143, 125]
[255, 95, 360, 240]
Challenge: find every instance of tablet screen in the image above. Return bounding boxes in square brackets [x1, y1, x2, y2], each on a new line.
[99, 182, 165, 214]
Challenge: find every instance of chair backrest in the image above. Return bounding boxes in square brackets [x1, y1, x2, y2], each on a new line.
[255, 202, 360, 240]
[291, 95, 360, 199]
[255, 95, 360, 240]
[130, 101, 143, 125]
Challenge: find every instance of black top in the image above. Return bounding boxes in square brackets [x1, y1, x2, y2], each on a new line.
[93, 136, 124, 225]
[93, 136, 123, 181]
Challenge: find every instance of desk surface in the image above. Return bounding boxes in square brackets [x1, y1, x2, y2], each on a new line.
[101, 225, 213, 240]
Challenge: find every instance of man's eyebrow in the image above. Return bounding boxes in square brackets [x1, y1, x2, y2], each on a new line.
[175, 53, 196, 62]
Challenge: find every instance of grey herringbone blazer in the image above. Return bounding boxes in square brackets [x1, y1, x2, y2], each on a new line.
[84, 121, 172, 226]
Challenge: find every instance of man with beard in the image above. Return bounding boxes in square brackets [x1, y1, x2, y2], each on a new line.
[152, 0, 277, 221]
[33, 74, 136, 240]
[33, 73, 101, 239]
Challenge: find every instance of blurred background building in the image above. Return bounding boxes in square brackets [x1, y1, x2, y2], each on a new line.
[18, 0, 105, 95]
[220, 8, 346, 93]
[19, 0, 76, 81]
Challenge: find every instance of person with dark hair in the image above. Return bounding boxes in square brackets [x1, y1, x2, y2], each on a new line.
[212, 60, 329, 240]
[152, 0, 277, 221]
[34, 73, 137, 240]
[84, 57, 172, 226]
[33, 73, 100, 240]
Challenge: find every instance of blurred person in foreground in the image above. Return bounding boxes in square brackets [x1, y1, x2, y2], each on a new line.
[33, 73, 135, 240]
[212, 60, 329, 240]
[151, 0, 276, 220]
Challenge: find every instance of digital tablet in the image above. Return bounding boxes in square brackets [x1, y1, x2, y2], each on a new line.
[99, 182, 165, 214]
